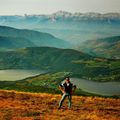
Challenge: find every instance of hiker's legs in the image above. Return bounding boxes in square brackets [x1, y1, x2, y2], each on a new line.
[68, 95, 72, 108]
[58, 93, 66, 108]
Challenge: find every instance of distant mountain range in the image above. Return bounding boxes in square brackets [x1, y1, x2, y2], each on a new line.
[1, 11, 120, 21]
[50, 11, 120, 21]
[0, 26, 120, 59]
[0, 11, 120, 44]
[0, 26, 70, 49]
[79, 36, 120, 59]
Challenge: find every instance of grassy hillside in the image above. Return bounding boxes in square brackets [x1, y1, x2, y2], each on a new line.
[0, 90, 119, 120]
[0, 26, 71, 48]
[0, 47, 120, 82]
[79, 36, 120, 59]
[0, 72, 93, 96]
[0, 47, 92, 70]
[0, 36, 35, 51]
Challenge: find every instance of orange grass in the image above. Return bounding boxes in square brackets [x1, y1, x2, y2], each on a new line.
[0, 90, 120, 120]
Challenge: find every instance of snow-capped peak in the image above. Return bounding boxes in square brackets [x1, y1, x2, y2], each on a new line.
[50, 11, 120, 19]
[51, 11, 72, 17]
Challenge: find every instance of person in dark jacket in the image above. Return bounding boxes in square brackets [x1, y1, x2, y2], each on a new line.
[58, 77, 76, 109]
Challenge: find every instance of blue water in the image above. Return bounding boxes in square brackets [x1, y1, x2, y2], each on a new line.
[0, 69, 45, 81]
[70, 78, 120, 96]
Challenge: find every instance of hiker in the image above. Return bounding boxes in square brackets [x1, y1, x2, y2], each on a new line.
[58, 77, 76, 109]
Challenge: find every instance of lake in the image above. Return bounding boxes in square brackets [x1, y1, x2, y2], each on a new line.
[0, 69, 45, 81]
[70, 78, 120, 96]
[0, 70, 120, 96]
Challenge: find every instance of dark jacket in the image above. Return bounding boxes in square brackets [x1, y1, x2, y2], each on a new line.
[60, 82, 73, 94]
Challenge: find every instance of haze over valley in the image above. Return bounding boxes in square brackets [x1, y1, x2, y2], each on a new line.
[0, 11, 120, 45]
[0, 11, 120, 96]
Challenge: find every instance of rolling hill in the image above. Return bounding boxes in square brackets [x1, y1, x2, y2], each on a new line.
[78, 36, 120, 59]
[0, 90, 119, 120]
[0, 26, 71, 48]
[0, 36, 35, 51]
[0, 46, 93, 71]
[0, 47, 120, 82]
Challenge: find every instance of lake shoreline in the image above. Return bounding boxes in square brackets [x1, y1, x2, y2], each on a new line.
[0, 69, 46, 81]
[0, 70, 120, 97]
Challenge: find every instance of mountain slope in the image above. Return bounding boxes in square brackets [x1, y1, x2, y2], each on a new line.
[0, 46, 120, 82]
[79, 36, 120, 59]
[0, 47, 93, 71]
[0, 26, 70, 48]
[0, 36, 35, 51]
[0, 90, 119, 120]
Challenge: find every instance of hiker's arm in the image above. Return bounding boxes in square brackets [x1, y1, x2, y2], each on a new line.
[59, 85, 65, 93]
[72, 85, 77, 93]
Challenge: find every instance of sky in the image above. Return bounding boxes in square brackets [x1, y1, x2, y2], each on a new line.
[0, 0, 120, 15]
